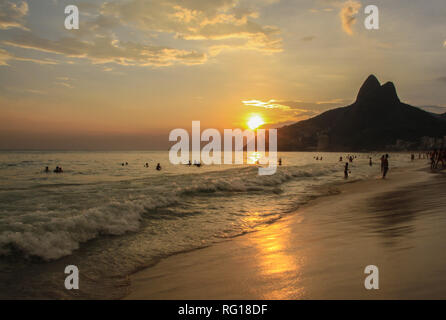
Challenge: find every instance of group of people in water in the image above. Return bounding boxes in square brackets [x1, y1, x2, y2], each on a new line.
[142, 162, 162, 170]
[44, 162, 163, 173]
[340, 149, 445, 180]
[408, 150, 445, 170]
[43, 149, 443, 176]
[142, 162, 161, 170]
[122, 161, 162, 170]
[338, 155, 357, 163]
[44, 166, 63, 173]
[338, 154, 388, 179]
[187, 160, 202, 167]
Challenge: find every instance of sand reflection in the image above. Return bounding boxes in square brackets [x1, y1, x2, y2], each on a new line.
[248, 218, 306, 299]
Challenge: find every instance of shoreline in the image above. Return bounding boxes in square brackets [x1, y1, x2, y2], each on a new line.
[125, 163, 445, 299]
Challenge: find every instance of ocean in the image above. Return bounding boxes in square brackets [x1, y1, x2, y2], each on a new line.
[0, 151, 415, 299]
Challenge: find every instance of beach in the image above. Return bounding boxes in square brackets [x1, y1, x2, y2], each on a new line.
[126, 164, 446, 299]
[1, 152, 444, 299]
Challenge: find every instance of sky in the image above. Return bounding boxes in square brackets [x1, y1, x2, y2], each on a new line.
[0, 0, 445, 150]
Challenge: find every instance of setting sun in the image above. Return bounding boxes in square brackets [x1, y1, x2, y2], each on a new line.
[247, 115, 265, 130]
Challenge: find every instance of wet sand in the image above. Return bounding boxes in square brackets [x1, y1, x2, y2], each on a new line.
[125, 164, 446, 299]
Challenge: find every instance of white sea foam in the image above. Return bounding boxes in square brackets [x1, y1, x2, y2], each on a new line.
[0, 151, 414, 261]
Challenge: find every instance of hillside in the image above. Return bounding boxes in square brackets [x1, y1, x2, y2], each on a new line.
[277, 75, 446, 151]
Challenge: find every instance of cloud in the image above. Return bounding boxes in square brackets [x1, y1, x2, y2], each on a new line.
[55, 82, 74, 89]
[0, 0, 29, 30]
[242, 98, 349, 120]
[0, 47, 58, 66]
[0, 0, 281, 68]
[339, 0, 361, 35]
[267, 99, 348, 111]
[242, 99, 291, 110]
[243, 98, 349, 110]
[3, 31, 208, 67]
[98, 0, 282, 53]
[0, 48, 12, 65]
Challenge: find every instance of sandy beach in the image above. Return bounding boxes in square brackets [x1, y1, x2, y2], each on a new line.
[125, 164, 446, 299]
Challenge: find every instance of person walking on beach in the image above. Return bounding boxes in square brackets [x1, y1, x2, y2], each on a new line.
[431, 149, 438, 169]
[382, 154, 389, 179]
[344, 163, 349, 179]
[369, 157, 372, 166]
[435, 148, 444, 169]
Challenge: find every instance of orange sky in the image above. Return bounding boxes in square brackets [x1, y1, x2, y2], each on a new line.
[1, 0, 445, 149]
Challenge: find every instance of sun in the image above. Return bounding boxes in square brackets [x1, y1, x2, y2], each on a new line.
[247, 115, 265, 130]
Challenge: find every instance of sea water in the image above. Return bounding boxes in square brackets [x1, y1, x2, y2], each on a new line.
[0, 151, 414, 298]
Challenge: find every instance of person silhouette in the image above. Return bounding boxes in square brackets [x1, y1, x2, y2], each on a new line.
[382, 154, 389, 179]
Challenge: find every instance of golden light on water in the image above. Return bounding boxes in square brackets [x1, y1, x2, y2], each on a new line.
[247, 220, 306, 299]
[247, 151, 262, 165]
[247, 115, 265, 130]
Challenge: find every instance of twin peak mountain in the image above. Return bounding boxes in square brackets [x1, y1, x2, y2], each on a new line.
[277, 75, 446, 151]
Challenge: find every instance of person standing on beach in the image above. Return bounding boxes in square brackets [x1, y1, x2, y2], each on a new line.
[382, 154, 389, 179]
[431, 149, 437, 169]
[344, 163, 349, 179]
[380, 155, 385, 174]
[369, 157, 372, 166]
[435, 148, 444, 169]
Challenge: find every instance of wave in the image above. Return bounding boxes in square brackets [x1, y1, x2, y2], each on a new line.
[0, 164, 339, 261]
[180, 165, 339, 194]
[0, 194, 179, 261]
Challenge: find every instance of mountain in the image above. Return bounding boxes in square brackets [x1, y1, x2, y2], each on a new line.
[277, 75, 446, 151]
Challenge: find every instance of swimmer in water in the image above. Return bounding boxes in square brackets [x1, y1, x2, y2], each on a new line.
[45, 166, 50, 173]
[54, 166, 63, 173]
